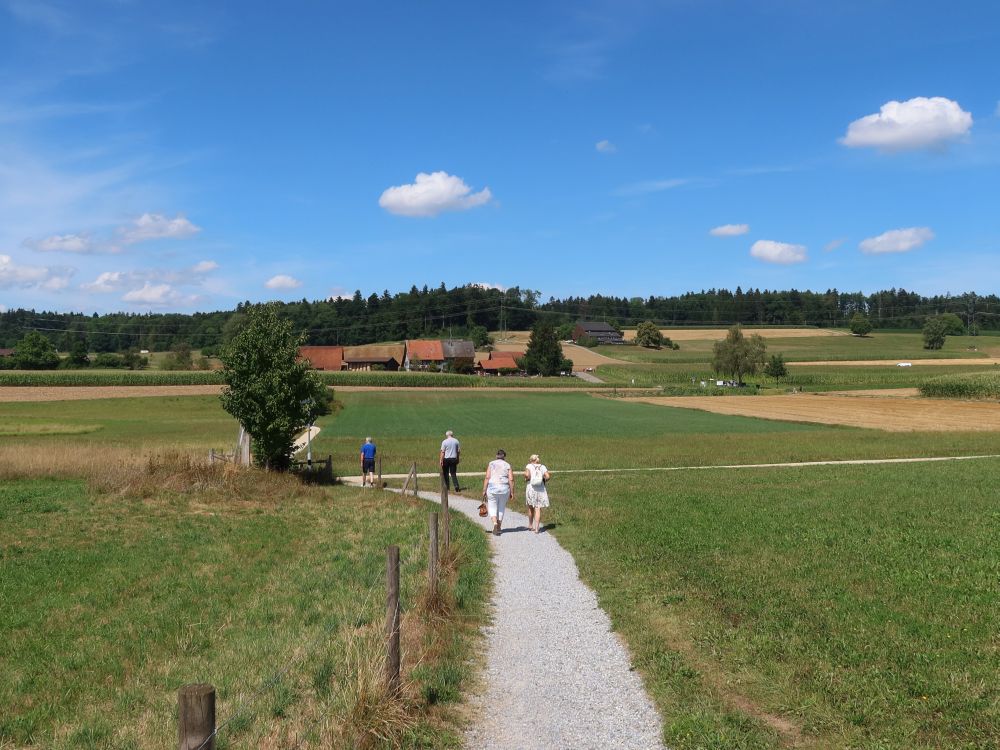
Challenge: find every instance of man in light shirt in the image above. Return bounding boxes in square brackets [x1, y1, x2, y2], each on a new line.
[439, 430, 462, 492]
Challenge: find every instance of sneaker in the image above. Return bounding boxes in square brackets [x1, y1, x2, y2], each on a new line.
[492, 521, 501, 536]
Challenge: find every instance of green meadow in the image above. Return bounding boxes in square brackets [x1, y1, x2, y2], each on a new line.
[3, 388, 999, 749]
[596, 331, 997, 364]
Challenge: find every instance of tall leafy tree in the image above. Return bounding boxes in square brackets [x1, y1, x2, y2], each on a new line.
[922, 316, 949, 350]
[522, 320, 564, 376]
[219, 304, 332, 470]
[712, 325, 766, 384]
[849, 312, 873, 337]
[634, 321, 664, 348]
[14, 331, 60, 369]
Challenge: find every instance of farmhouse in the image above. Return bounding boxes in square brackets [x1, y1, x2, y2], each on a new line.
[343, 344, 405, 371]
[441, 339, 475, 368]
[477, 351, 523, 375]
[0, 348, 13, 358]
[297, 345, 344, 371]
[404, 339, 445, 370]
[573, 321, 625, 344]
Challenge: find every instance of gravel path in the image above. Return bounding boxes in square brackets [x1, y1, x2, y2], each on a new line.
[416, 488, 666, 750]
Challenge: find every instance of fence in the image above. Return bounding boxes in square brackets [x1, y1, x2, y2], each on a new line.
[176, 502, 451, 749]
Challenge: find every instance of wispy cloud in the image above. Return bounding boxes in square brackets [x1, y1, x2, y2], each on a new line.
[595, 139, 617, 154]
[751, 240, 807, 265]
[614, 178, 689, 197]
[859, 227, 934, 254]
[709, 224, 749, 237]
[265, 274, 302, 290]
[824, 238, 847, 252]
[0, 253, 74, 289]
[119, 213, 201, 244]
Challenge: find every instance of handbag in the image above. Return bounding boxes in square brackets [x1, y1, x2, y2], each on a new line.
[478, 491, 488, 517]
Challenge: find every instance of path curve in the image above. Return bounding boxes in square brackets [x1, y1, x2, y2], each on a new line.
[420, 488, 665, 750]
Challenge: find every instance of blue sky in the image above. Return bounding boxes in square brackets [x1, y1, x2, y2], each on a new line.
[1, 0, 999, 313]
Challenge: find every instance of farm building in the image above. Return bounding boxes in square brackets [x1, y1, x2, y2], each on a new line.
[297, 346, 344, 371]
[476, 351, 523, 375]
[440, 339, 475, 369]
[573, 321, 624, 345]
[0, 348, 13, 358]
[403, 339, 445, 370]
[343, 344, 405, 371]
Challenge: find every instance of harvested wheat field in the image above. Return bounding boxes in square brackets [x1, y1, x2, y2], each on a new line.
[635, 393, 1000, 431]
[622, 327, 846, 342]
[0, 385, 224, 402]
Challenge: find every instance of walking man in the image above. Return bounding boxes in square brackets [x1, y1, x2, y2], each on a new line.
[360, 436, 377, 487]
[439, 430, 462, 492]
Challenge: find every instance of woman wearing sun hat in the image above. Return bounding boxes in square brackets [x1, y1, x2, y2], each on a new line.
[523, 454, 550, 533]
[482, 449, 514, 536]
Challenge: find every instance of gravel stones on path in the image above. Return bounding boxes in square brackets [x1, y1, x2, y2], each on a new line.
[417, 489, 666, 750]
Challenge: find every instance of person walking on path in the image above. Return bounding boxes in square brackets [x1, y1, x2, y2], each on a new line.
[482, 449, 514, 536]
[360, 437, 377, 487]
[523, 454, 550, 533]
[440, 430, 462, 492]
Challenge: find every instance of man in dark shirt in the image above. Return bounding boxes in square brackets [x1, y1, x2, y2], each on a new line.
[360, 437, 377, 487]
[439, 430, 462, 492]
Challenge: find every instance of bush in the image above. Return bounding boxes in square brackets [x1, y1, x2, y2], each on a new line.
[849, 312, 873, 337]
[13, 331, 59, 370]
[575, 335, 599, 348]
[93, 353, 125, 368]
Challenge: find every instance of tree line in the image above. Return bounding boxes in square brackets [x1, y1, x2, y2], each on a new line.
[3, 284, 998, 352]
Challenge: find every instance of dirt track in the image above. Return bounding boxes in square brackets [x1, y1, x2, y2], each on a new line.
[636, 393, 1000, 432]
[788, 358, 1000, 367]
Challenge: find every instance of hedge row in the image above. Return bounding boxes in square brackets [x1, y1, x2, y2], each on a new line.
[919, 371, 1000, 400]
[0, 371, 225, 386]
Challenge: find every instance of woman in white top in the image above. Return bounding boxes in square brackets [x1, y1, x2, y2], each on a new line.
[482, 449, 514, 536]
[523, 454, 551, 534]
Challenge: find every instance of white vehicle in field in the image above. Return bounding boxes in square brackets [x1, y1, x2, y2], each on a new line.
[896, 362, 912, 367]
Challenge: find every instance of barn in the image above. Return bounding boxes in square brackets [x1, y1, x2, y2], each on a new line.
[572, 321, 625, 345]
[343, 344, 405, 371]
[297, 346, 344, 371]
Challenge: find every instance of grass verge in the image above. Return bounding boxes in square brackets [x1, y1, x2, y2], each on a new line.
[1, 457, 489, 749]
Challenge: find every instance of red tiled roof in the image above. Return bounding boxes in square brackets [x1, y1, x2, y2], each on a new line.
[481, 354, 520, 371]
[0, 348, 14, 357]
[406, 340, 444, 362]
[298, 346, 344, 371]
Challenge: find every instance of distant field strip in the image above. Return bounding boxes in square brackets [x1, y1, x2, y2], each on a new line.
[637, 393, 1000, 431]
[622, 327, 847, 341]
[789, 357, 1000, 366]
[370, 453, 1000, 481]
[0, 385, 224, 402]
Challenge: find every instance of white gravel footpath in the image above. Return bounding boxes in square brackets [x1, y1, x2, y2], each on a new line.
[415, 488, 667, 750]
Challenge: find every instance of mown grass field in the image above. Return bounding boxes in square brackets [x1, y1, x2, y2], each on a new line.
[596, 332, 997, 364]
[320, 390, 999, 749]
[1, 411, 490, 748]
[596, 362, 1000, 391]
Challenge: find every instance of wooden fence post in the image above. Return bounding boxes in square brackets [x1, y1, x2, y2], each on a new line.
[428, 513, 439, 595]
[413, 462, 418, 497]
[377, 455, 382, 487]
[208, 448, 215, 464]
[385, 545, 401, 697]
[440, 477, 451, 552]
[178, 683, 215, 750]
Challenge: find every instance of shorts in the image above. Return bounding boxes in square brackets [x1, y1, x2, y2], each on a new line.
[362, 458, 375, 472]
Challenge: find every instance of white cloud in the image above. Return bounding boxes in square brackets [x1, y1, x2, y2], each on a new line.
[859, 227, 934, 254]
[469, 281, 507, 291]
[595, 139, 617, 153]
[265, 274, 302, 290]
[81, 271, 126, 292]
[824, 238, 847, 252]
[27, 232, 94, 253]
[750, 240, 807, 264]
[379, 171, 492, 217]
[614, 178, 688, 197]
[0, 304, 7, 312]
[191, 260, 218, 274]
[840, 97, 972, 151]
[121, 281, 196, 307]
[119, 213, 201, 244]
[0, 253, 74, 288]
[709, 224, 749, 237]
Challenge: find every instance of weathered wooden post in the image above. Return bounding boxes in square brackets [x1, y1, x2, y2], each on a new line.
[178, 683, 215, 750]
[428, 512, 439, 595]
[377, 455, 382, 487]
[208, 448, 215, 464]
[439, 476, 451, 552]
[385, 545, 401, 697]
[413, 462, 418, 497]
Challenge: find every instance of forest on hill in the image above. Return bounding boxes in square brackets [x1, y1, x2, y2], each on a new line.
[2, 284, 997, 352]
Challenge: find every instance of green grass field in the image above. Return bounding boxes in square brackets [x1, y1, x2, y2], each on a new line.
[320, 391, 999, 749]
[0, 405, 490, 748]
[596, 332, 996, 364]
[4, 389, 998, 748]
